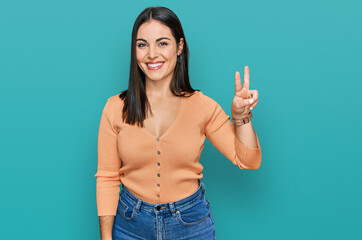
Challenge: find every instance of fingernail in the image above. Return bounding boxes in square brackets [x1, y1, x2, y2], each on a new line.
[249, 99, 254, 104]
[250, 107, 253, 110]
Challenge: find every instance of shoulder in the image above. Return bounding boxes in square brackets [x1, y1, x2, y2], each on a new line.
[182, 90, 221, 109]
[108, 93, 125, 106]
[183, 90, 206, 106]
[103, 93, 125, 117]
[195, 90, 219, 107]
[184, 90, 208, 101]
[184, 90, 222, 119]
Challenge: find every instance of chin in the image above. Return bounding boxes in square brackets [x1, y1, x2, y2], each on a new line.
[146, 71, 173, 82]
[146, 75, 166, 81]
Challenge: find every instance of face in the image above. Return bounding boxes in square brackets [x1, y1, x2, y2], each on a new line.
[136, 19, 184, 83]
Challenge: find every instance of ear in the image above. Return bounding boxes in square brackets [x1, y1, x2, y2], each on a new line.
[177, 38, 184, 55]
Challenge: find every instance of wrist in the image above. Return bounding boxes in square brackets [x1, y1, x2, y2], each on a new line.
[232, 111, 253, 126]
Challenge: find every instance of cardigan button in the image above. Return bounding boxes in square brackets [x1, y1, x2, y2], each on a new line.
[157, 173, 160, 177]
[156, 138, 160, 142]
[157, 151, 161, 155]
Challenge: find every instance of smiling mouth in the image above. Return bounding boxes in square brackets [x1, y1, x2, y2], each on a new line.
[146, 62, 164, 70]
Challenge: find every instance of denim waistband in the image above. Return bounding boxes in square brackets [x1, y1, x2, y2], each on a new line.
[120, 179, 207, 214]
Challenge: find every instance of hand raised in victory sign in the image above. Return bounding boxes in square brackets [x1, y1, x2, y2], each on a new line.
[231, 66, 259, 119]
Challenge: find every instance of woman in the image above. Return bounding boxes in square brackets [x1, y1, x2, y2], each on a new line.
[95, 6, 261, 240]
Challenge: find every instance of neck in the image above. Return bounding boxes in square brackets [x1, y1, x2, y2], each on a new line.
[145, 73, 174, 98]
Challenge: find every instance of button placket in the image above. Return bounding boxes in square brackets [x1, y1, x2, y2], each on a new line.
[156, 137, 161, 199]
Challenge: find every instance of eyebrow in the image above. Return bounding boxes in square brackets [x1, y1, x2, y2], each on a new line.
[136, 37, 171, 42]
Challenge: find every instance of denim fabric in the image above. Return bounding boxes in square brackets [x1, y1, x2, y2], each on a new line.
[112, 180, 216, 240]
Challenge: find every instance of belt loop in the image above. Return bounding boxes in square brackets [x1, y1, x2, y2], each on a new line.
[200, 180, 206, 194]
[134, 199, 142, 212]
[169, 202, 176, 216]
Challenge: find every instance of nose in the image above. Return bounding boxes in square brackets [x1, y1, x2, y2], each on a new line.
[148, 44, 158, 59]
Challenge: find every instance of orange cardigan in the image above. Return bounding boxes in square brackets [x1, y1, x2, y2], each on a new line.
[94, 90, 261, 216]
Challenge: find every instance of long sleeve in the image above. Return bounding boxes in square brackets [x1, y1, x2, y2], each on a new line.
[94, 97, 122, 216]
[203, 93, 262, 170]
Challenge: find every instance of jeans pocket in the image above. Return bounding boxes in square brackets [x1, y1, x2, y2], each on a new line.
[117, 196, 137, 221]
[175, 198, 210, 226]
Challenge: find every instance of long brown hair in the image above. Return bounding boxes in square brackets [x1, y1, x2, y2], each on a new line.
[118, 6, 199, 127]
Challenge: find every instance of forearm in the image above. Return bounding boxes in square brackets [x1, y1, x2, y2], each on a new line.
[99, 215, 115, 240]
[233, 120, 258, 148]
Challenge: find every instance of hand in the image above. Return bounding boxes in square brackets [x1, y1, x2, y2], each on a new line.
[232, 66, 259, 118]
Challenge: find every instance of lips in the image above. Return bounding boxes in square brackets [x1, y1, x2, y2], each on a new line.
[146, 61, 164, 70]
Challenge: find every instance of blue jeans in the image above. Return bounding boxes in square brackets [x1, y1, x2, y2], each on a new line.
[112, 180, 216, 240]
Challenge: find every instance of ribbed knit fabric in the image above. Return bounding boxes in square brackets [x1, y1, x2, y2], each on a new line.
[94, 90, 261, 216]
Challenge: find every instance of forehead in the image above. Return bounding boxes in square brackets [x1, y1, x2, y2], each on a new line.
[137, 20, 174, 40]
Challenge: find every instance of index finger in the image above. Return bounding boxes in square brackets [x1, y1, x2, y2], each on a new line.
[243, 66, 250, 90]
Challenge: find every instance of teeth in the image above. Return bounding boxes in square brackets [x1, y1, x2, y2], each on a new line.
[147, 63, 163, 67]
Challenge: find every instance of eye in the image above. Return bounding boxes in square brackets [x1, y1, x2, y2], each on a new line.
[137, 43, 146, 48]
[159, 42, 168, 46]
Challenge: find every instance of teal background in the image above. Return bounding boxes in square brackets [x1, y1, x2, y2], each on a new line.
[1, 0, 361, 239]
